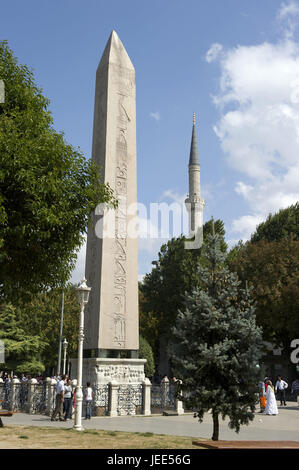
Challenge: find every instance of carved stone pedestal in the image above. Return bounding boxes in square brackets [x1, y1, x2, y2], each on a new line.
[70, 357, 147, 416]
[71, 357, 146, 386]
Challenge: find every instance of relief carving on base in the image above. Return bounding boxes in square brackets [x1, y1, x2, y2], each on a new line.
[95, 364, 145, 384]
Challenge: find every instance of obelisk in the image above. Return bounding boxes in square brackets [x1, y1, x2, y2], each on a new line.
[78, 31, 145, 388]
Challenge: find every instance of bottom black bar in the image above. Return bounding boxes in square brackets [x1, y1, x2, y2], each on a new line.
[0, 449, 294, 465]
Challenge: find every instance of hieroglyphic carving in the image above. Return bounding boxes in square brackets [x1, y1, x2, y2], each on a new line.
[112, 92, 131, 347]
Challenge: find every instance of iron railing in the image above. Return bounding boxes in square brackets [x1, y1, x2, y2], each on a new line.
[117, 384, 143, 415]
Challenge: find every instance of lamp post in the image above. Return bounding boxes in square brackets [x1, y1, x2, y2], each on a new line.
[62, 338, 68, 376]
[73, 278, 91, 431]
[57, 290, 65, 376]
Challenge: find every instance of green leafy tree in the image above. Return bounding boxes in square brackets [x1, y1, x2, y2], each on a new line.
[139, 288, 158, 357]
[17, 286, 80, 371]
[0, 41, 116, 302]
[138, 335, 155, 378]
[170, 231, 263, 441]
[140, 219, 227, 374]
[251, 203, 299, 243]
[228, 237, 299, 353]
[0, 303, 46, 374]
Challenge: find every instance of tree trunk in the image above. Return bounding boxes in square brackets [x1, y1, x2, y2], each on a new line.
[212, 410, 219, 441]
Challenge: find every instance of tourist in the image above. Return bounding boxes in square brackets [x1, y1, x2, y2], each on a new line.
[64, 378, 73, 421]
[51, 374, 66, 421]
[264, 380, 278, 415]
[275, 375, 288, 406]
[5, 373, 11, 384]
[258, 380, 266, 413]
[84, 382, 94, 420]
[291, 378, 299, 406]
[21, 373, 28, 383]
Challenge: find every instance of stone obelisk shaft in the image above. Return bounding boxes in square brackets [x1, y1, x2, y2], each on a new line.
[84, 31, 138, 355]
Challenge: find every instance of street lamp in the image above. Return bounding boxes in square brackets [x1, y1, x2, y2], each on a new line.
[62, 338, 68, 376]
[73, 278, 91, 431]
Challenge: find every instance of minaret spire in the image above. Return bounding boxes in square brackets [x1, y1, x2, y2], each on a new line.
[185, 113, 205, 237]
[189, 113, 200, 166]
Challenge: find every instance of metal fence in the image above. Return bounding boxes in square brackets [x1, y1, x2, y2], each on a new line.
[0, 382, 12, 410]
[117, 384, 143, 416]
[31, 384, 47, 414]
[151, 383, 176, 414]
[0, 382, 9, 409]
[91, 385, 109, 416]
[14, 383, 29, 412]
[0, 380, 182, 416]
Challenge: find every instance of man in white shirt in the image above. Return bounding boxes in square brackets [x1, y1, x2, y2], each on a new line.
[275, 375, 288, 406]
[84, 382, 94, 420]
[51, 374, 66, 421]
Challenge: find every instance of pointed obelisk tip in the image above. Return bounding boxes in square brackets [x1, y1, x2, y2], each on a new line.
[110, 29, 118, 40]
[98, 29, 134, 71]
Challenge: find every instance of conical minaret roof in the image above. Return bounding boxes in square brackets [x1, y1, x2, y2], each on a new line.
[189, 112, 200, 166]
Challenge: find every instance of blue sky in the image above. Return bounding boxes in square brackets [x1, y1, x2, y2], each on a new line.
[1, 0, 299, 280]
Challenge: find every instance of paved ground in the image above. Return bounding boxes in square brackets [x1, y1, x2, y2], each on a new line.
[3, 404, 299, 442]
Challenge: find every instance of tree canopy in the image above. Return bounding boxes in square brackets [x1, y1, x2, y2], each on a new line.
[170, 231, 263, 441]
[227, 203, 299, 353]
[0, 41, 116, 302]
[138, 335, 155, 378]
[250, 203, 299, 243]
[0, 303, 46, 374]
[228, 237, 299, 352]
[0, 286, 81, 375]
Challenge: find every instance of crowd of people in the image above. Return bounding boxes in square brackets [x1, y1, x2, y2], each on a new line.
[0, 371, 94, 422]
[258, 375, 299, 415]
[0, 372, 45, 384]
[51, 374, 94, 422]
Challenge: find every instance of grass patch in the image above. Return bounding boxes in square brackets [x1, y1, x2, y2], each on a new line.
[0, 425, 203, 449]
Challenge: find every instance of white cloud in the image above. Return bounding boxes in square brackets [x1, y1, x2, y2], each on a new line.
[209, 24, 299, 240]
[205, 43, 223, 63]
[231, 215, 264, 241]
[278, 0, 299, 19]
[277, 0, 299, 39]
[160, 188, 187, 205]
[149, 111, 160, 121]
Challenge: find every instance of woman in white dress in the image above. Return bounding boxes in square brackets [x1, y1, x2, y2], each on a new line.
[265, 380, 278, 415]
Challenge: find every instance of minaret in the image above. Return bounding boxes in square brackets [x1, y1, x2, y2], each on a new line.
[185, 113, 205, 237]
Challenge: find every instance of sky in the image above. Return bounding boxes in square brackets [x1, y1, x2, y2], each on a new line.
[1, 0, 299, 281]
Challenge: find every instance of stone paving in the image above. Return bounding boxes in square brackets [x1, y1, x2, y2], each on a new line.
[2, 404, 299, 442]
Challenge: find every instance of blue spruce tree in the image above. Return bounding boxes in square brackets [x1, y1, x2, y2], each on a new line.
[170, 227, 263, 441]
